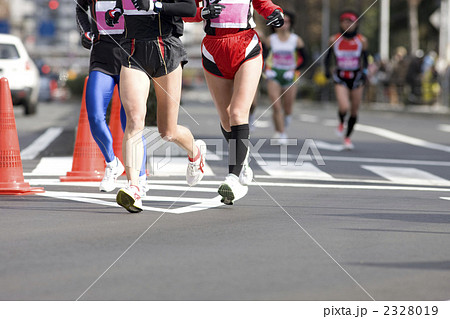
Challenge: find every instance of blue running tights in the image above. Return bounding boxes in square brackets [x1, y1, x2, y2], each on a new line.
[85, 71, 146, 176]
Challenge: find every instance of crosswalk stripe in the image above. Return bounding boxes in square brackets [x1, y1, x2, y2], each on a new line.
[27, 156, 73, 176]
[257, 160, 334, 180]
[362, 165, 450, 186]
[28, 179, 218, 193]
[24, 156, 215, 177]
[148, 157, 214, 176]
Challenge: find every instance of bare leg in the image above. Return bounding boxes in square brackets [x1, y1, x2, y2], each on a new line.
[203, 71, 234, 131]
[349, 85, 364, 116]
[335, 83, 351, 114]
[230, 56, 263, 125]
[153, 65, 198, 159]
[119, 66, 149, 186]
[267, 80, 284, 133]
[282, 84, 297, 117]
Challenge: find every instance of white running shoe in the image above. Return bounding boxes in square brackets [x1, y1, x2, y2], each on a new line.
[186, 140, 206, 186]
[99, 157, 124, 192]
[239, 151, 253, 185]
[335, 123, 344, 138]
[343, 137, 354, 150]
[116, 183, 143, 213]
[218, 173, 249, 205]
[139, 174, 149, 197]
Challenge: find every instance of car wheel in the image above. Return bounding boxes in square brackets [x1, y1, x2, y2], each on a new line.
[23, 98, 37, 115]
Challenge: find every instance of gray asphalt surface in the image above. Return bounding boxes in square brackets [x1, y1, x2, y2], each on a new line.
[1, 88, 449, 300]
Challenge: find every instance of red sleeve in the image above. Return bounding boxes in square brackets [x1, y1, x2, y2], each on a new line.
[253, 0, 282, 19]
[183, 0, 203, 22]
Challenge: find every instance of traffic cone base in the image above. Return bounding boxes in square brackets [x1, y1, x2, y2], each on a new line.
[0, 77, 44, 195]
[0, 181, 44, 195]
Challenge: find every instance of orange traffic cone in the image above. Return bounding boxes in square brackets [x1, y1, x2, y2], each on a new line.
[0, 78, 44, 195]
[109, 85, 124, 164]
[60, 77, 105, 182]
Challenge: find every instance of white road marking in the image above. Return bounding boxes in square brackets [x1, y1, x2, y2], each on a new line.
[195, 150, 450, 167]
[299, 114, 319, 123]
[37, 191, 224, 214]
[253, 120, 270, 128]
[362, 165, 450, 186]
[322, 119, 338, 126]
[25, 156, 73, 176]
[144, 156, 215, 177]
[206, 151, 221, 161]
[438, 124, 450, 133]
[258, 160, 334, 180]
[28, 179, 218, 193]
[315, 140, 345, 152]
[320, 156, 450, 167]
[24, 156, 216, 177]
[440, 197, 450, 201]
[20, 127, 64, 160]
[356, 124, 450, 153]
[254, 181, 450, 192]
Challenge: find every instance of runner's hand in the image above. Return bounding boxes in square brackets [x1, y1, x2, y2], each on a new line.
[283, 70, 295, 81]
[201, 0, 226, 20]
[266, 9, 284, 28]
[105, 8, 123, 27]
[81, 32, 94, 50]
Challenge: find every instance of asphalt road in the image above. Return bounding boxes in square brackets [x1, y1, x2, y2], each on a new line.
[1, 89, 449, 301]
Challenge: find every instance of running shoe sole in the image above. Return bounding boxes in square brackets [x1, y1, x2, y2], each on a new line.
[116, 189, 143, 213]
[218, 183, 234, 205]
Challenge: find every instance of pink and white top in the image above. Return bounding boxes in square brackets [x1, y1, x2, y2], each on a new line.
[209, 0, 254, 29]
[184, 0, 282, 36]
[96, 1, 125, 35]
[332, 34, 364, 71]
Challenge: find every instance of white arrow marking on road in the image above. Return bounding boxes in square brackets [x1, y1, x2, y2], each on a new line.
[258, 160, 334, 180]
[37, 191, 225, 214]
[20, 127, 64, 160]
[356, 124, 450, 153]
[362, 166, 450, 186]
[440, 197, 450, 201]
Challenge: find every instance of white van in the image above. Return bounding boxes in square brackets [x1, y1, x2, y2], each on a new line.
[0, 34, 40, 115]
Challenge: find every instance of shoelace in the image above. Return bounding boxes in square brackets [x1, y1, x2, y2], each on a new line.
[188, 156, 204, 174]
[198, 157, 204, 173]
[129, 185, 141, 201]
[104, 166, 114, 179]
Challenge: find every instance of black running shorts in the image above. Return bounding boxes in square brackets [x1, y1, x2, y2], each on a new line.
[120, 35, 188, 78]
[333, 69, 366, 90]
[90, 36, 123, 76]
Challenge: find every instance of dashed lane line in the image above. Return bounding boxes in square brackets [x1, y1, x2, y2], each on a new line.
[20, 127, 64, 160]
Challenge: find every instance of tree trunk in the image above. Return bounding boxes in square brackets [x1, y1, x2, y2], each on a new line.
[408, 0, 422, 53]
